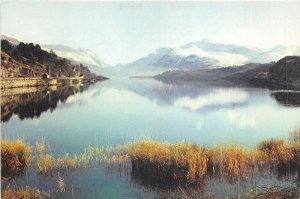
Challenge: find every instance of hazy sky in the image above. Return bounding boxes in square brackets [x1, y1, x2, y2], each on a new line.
[2, 1, 300, 65]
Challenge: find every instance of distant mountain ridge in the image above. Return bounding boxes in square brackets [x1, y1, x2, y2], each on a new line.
[2, 35, 300, 78]
[108, 40, 300, 77]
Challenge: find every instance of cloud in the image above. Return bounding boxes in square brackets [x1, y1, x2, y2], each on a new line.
[221, 26, 300, 48]
[195, 25, 205, 38]
[227, 110, 256, 128]
[174, 89, 248, 112]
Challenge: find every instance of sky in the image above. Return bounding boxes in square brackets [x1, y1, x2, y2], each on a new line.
[1, 1, 300, 65]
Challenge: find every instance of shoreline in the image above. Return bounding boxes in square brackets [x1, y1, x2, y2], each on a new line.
[1, 135, 299, 198]
[0, 76, 108, 89]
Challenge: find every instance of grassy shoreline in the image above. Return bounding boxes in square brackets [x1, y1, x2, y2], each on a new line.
[1, 130, 300, 198]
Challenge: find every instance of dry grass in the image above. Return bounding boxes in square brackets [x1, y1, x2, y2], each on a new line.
[2, 186, 50, 199]
[130, 141, 208, 186]
[58, 175, 66, 193]
[130, 141, 252, 185]
[1, 140, 32, 176]
[33, 135, 300, 187]
[35, 140, 128, 175]
[252, 186, 300, 199]
[207, 145, 250, 183]
[2, 131, 299, 196]
[129, 136, 300, 186]
[258, 139, 293, 164]
[289, 129, 300, 143]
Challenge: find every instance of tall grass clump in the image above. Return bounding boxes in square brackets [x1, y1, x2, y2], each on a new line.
[36, 139, 54, 175]
[258, 139, 293, 164]
[207, 145, 250, 183]
[1, 139, 32, 176]
[130, 140, 208, 187]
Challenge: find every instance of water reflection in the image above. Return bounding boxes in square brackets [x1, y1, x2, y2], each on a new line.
[271, 91, 300, 107]
[1, 84, 91, 122]
[2, 80, 299, 124]
[129, 165, 299, 194]
[110, 79, 300, 110]
[2, 79, 300, 149]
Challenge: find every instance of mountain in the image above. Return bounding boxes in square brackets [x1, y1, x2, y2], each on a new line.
[269, 56, 300, 90]
[1, 39, 104, 80]
[0, 35, 109, 75]
[154, 62, 272, 87]
[0, 35, 21, 46]
[41, 44, 109, 75]
[108, 40, 300, 77]
[155, 56, 300, 90]
[257, 45, 300, 63]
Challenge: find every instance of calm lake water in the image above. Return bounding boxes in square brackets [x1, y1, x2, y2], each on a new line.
[1, 79, 300, 198]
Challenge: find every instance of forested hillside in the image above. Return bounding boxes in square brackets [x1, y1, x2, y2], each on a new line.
[1, 39, 100, 79]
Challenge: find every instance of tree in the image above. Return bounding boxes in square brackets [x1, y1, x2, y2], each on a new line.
[1, 40, 13, 54]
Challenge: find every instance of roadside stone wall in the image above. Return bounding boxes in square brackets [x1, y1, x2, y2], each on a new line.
[1, 78, 47, 89]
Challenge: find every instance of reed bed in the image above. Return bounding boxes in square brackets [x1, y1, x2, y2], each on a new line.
[35, 140, 128, 175]
[1, 139, 32, 176]
[130, 141, 208, 187]
[1, 131, 299, 197]
[258, 139, 293, 164]
[129, 137, 300, 187]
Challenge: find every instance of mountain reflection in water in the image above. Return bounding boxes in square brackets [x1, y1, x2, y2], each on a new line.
[1, 80, 300, 123]
[271, 91, 300, 107]
[1, 84, 91, 122]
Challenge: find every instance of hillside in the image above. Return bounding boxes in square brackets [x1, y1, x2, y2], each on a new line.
[154, 63, 272, 87]
[42, 44, 109, 75]
[269, 56, 300, 90]
[155, 56, 300, 90]
[1, 35, 109, 76]
[1, 39, 106, 80]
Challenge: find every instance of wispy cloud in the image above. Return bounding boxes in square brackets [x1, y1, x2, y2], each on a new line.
[227, 110, 256, 128]
[174, 89, 248, 112]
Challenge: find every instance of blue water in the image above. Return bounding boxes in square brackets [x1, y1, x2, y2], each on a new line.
[2, 79, 300, 152]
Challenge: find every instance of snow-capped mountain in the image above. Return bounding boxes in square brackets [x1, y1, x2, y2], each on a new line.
[1, 34, 109, 75]
[1, 34, 23, 46]
[2, 34, 300, 78]
[108, 39, 300, 77]
[42, 44, 109, 75]
[256, 45, 300, 63]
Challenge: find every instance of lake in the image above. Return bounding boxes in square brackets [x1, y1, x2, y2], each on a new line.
[1, 79, 300, 198]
